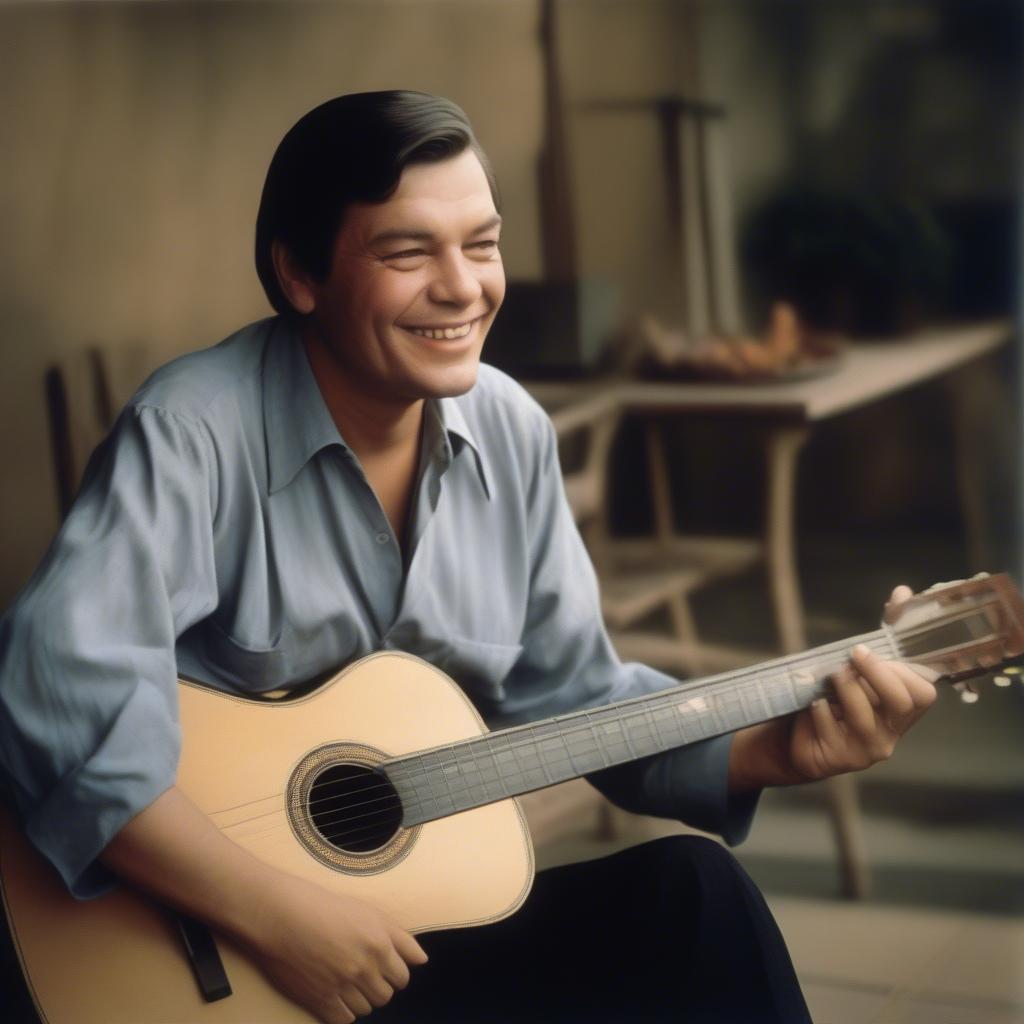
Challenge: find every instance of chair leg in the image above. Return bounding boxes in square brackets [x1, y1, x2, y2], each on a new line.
[667, 592, 704, 675]
[824, 774, 871, 899]
[764, 425, 871, 899]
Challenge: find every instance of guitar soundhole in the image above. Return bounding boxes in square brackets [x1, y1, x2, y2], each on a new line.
[308, 763, 402, 854]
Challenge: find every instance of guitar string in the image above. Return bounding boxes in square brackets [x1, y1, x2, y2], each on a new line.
[212, 604, 1001, 846]
[226, 601, 1007, 843]
[222, 622, 1007, 856]
[225, 614, 1005, 849]
[216, 631, 901, 842]
[218, 633, 880, 827]
[216, 594, 1003, 834]
[215, 627, 900, 831]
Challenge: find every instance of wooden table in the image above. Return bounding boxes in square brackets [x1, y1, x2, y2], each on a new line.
[526, 319, 1013, 896]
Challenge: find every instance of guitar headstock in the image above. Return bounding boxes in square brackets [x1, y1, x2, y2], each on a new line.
[884, 573, 1024, 701]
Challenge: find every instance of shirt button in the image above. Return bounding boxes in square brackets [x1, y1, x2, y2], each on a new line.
[375, 532, 390, 545]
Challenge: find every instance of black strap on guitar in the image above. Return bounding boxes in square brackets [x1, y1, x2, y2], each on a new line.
[174, 912, 232, 1002]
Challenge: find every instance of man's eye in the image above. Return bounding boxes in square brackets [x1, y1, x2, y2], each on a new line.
[469, 240, 500, 256]
[384, 249, 425, 261]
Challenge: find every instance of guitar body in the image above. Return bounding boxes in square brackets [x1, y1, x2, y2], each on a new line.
[0, 652, 534, 1024]
[5, 574, 1023, 1023]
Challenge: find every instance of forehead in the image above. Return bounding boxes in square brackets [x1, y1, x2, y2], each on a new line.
[343, 149, 497, 242]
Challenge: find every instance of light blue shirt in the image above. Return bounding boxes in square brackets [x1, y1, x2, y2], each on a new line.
[0, 317, 757, 897]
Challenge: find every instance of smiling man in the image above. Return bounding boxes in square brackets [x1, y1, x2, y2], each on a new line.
[0, 92, 936, 1024]
[269, 143, 506, 550]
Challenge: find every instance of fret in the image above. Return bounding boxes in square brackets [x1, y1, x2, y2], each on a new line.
[716, 686, 745, 735]
[784, 672, 801, 712]
[511, 732, 550, 791]
[649, 702, 672, 750]
[669, 690, 711, 742]
[599, 717, 634, 762]
[566, 716, 608, 772]
[389, 763, 425, 825]
[623, 706, 657, 757]
[736, 682, 756, 731]
[471, 740, 507, 803]
[537, 728, 574, 782]
[421, 750, 455, 817]
[690, 700, 714, 740]
[458, 740, 481, 812]
[534, 732, 556, 787]
[491, 738, 521, 795]
[499, 733, 525, 791]
[764, 675, 794, 718]
[705, 692, 724, 737]
[405, 752, 441, 820]
[507, 737, 548, 790]
[438, 744, 463, 811]
[787, 668, 822, 712]
[443, 745, 471, 809]
[751, 679, 774, 721]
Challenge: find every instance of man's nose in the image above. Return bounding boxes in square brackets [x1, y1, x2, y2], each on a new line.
[428, 251, 483, 307]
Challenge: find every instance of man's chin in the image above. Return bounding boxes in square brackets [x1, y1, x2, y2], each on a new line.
[426, 363, 480, 399]
[394, 360, 481, 402]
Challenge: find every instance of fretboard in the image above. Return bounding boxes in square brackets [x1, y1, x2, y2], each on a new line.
[387, 627, 898, 827]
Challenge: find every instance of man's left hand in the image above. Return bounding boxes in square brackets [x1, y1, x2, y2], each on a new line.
[729, 586, 939, 791]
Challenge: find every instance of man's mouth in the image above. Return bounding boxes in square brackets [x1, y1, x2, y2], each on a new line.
[401, 314, 485, 341]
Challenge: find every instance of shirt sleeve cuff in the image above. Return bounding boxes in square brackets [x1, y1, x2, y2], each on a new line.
[23, 687, 179, 899]
[587, 732, 761, 846]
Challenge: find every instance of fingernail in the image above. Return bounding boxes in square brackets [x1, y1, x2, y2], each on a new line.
[851, 644, 870, 659]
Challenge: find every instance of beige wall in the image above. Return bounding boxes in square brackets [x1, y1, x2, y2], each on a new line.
[10, 0, 984, 606]
[0, 0, 552, 605]
[2, 0, 737, 606]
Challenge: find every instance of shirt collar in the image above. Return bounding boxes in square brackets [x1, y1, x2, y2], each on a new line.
[263, 318, 492, 499]
[436, 395, 492, 500]
[263, 318, 347, 495]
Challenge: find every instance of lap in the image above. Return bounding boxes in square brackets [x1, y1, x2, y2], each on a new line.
[374, 836, 810, 1023]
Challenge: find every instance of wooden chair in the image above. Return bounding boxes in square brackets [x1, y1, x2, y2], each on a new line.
[557, 401, 768, 675]
[44, 347, 115, 520]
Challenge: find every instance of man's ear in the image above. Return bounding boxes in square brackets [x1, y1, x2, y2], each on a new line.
[271, 240, 317, 315]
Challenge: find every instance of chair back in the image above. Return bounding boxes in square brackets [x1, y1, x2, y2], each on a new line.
[45, 348, 114, 519]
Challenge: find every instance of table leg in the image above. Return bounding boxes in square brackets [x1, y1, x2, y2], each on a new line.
[644, 420, 675, 542]
[644, 421, 704, 674]
[764, 425, 871, 899]
[764, 426, 810, 655]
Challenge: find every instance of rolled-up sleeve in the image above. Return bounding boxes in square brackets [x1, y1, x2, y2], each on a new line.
[0, 405, 218, 896]
[501, 414, 760, 845]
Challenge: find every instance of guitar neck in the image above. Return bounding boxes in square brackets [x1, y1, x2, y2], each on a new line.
[388, 626, 897, 827]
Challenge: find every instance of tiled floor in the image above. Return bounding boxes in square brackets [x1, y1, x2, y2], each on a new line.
[774, 897, 1024, 1023]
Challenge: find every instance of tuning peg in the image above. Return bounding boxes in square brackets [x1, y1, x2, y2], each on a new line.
[954, 681, 980, 704]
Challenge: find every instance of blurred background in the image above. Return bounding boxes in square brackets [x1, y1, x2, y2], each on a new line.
[1, 1, 1022, 1020]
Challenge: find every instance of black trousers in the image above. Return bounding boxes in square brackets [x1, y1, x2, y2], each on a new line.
[373, 836, 811, 1023]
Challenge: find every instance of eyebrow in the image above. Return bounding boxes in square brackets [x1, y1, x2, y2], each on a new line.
[369, 214, 503, 248]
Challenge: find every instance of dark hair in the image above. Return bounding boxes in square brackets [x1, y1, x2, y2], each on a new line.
[255, 90, 499, 315]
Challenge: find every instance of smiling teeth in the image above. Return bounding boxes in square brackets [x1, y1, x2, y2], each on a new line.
[409, 323, 473, 340]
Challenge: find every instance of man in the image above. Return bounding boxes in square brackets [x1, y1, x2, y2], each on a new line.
[0, 92, 935, 1023]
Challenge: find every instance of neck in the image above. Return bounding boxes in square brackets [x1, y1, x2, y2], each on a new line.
[301, 326, 424, 460]
[386, 627, 901, 827]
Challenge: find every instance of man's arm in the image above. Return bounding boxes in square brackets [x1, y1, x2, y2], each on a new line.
[101, 785, 427, 1024]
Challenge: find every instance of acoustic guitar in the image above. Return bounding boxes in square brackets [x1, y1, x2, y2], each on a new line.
[3, 574, 1022, 1023]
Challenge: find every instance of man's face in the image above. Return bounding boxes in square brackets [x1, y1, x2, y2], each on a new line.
[303, 148, 505, 404]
